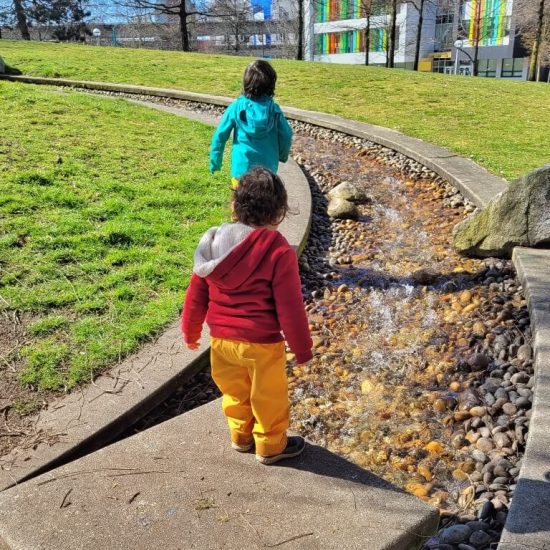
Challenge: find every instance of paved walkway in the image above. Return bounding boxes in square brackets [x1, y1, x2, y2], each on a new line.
[0, 401, 438, 550]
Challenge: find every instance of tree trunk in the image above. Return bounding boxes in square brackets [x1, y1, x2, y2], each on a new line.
[14, 0, 31, 40]
[364, 15, 370, 65]
[472, 0, 481, 76]
[296, 0, 304, 60]
[178, 2, 190, 51]
[528, 0, 545, 81]
[388, 0, 397, 68]
[413, 0, 424, 71]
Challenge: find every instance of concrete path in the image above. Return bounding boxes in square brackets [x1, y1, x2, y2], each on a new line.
[0, 401, 438, 550]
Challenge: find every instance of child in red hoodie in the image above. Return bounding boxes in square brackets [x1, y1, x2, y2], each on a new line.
[182, 167, 312, 464]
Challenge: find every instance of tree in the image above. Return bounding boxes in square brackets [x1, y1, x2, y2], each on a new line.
[29, 0, 90, 41]
[116, 0, 204, 51]
[406, 0, 433, 70]
[387, 0, 397, 67]
[209, 0, 253, 52]
[13, 0, 30, 39]
[516, 0, 549, 81]
[296, 0, 303, 59]
[362, 0, 374, 65]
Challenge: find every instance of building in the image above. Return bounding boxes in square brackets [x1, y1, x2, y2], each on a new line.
[306, 0, 531, 79]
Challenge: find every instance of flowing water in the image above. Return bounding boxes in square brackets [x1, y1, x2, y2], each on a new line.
[289, 130, 529, 515]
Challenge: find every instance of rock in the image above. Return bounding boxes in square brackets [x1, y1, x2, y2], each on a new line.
[493, 432, 511, 449]
[412, 268, 438, 285]
[515, 396, 531, 409]
[502, 402, 518, 416]
[478, 500, 495, 520]
[439, 524, 473, 545]
[453, 164, 550, 257]
[327, 198, 359, 220]
[469, 406, 487, 417]
[516, 344, 533, 362]
[458, 545, 477, 550]
[476, 437, 495, 453]
[468, 353, 490, 372]
[469, 529, 492, 547]
[328, 182, 369, 203]
[510, 371, 530, 385]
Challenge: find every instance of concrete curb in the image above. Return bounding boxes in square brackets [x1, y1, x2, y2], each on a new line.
[0, 100, 312, 492]
[498, 248, 550, 550]
[3, 75, 549, 547]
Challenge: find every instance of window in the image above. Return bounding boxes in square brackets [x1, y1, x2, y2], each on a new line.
[478, 58, 497, 77]
[435, 3, 454, 52]
[432, 59, 454, 73]
[502, 58, 523, 78]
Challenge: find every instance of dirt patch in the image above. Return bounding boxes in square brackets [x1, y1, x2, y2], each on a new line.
[0, 311, 54, 459]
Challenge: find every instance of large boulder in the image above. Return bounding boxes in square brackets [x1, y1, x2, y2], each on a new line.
[453, 164, 550, 258]
[327, 197, 359, 220]
[328, 182, 369, 203]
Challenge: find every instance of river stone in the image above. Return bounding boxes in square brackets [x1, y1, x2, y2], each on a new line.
[469, 529, 492, 547]
[327, 197, 359, 220]
[453, 164, 550, 257]
[516, 344, 533, 362]
[439, 524, 473, 544]
[328, 182, 368, 203]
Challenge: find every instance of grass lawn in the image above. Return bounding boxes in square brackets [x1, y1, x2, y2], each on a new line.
[2, 40, 550, 181]
[0, 81, 230, 391]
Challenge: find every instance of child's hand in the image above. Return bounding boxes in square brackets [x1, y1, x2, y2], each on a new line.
[187, 342, 200, 351]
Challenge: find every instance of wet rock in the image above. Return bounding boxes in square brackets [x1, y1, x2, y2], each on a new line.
[439, 524, 473, 545]
[327, 198, 359, 220]
[328, 182, 369, 203]
[468, 353, 490, 372]
[412, 268, 438, 285]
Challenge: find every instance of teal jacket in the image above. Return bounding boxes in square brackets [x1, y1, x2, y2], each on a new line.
[209, 95, 293, 179]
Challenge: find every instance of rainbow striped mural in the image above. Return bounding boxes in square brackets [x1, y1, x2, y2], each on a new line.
[463, 0, 511, 46]
[316, 28, 387, 55]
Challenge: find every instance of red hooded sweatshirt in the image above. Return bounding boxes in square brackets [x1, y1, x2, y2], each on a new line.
[181, 222, 313, 364]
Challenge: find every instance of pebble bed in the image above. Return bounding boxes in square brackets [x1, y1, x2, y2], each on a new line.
[96, 92, 533, 550]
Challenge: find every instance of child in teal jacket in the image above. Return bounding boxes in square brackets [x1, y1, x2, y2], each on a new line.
[209, 60, 293, 183]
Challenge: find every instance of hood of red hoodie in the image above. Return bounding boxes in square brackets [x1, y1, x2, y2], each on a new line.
[193, 223, 283, 290]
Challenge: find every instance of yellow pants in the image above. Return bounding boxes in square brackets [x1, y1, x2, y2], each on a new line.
[210, 338, 289, 456]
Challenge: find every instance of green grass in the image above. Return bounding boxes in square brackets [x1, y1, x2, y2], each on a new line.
[2, 40, 550, 180]
[0, 81, 230, 390]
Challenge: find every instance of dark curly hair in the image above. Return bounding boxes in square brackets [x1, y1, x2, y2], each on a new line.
[243, 60, 277, 99]
[233, 167, 288, 227]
